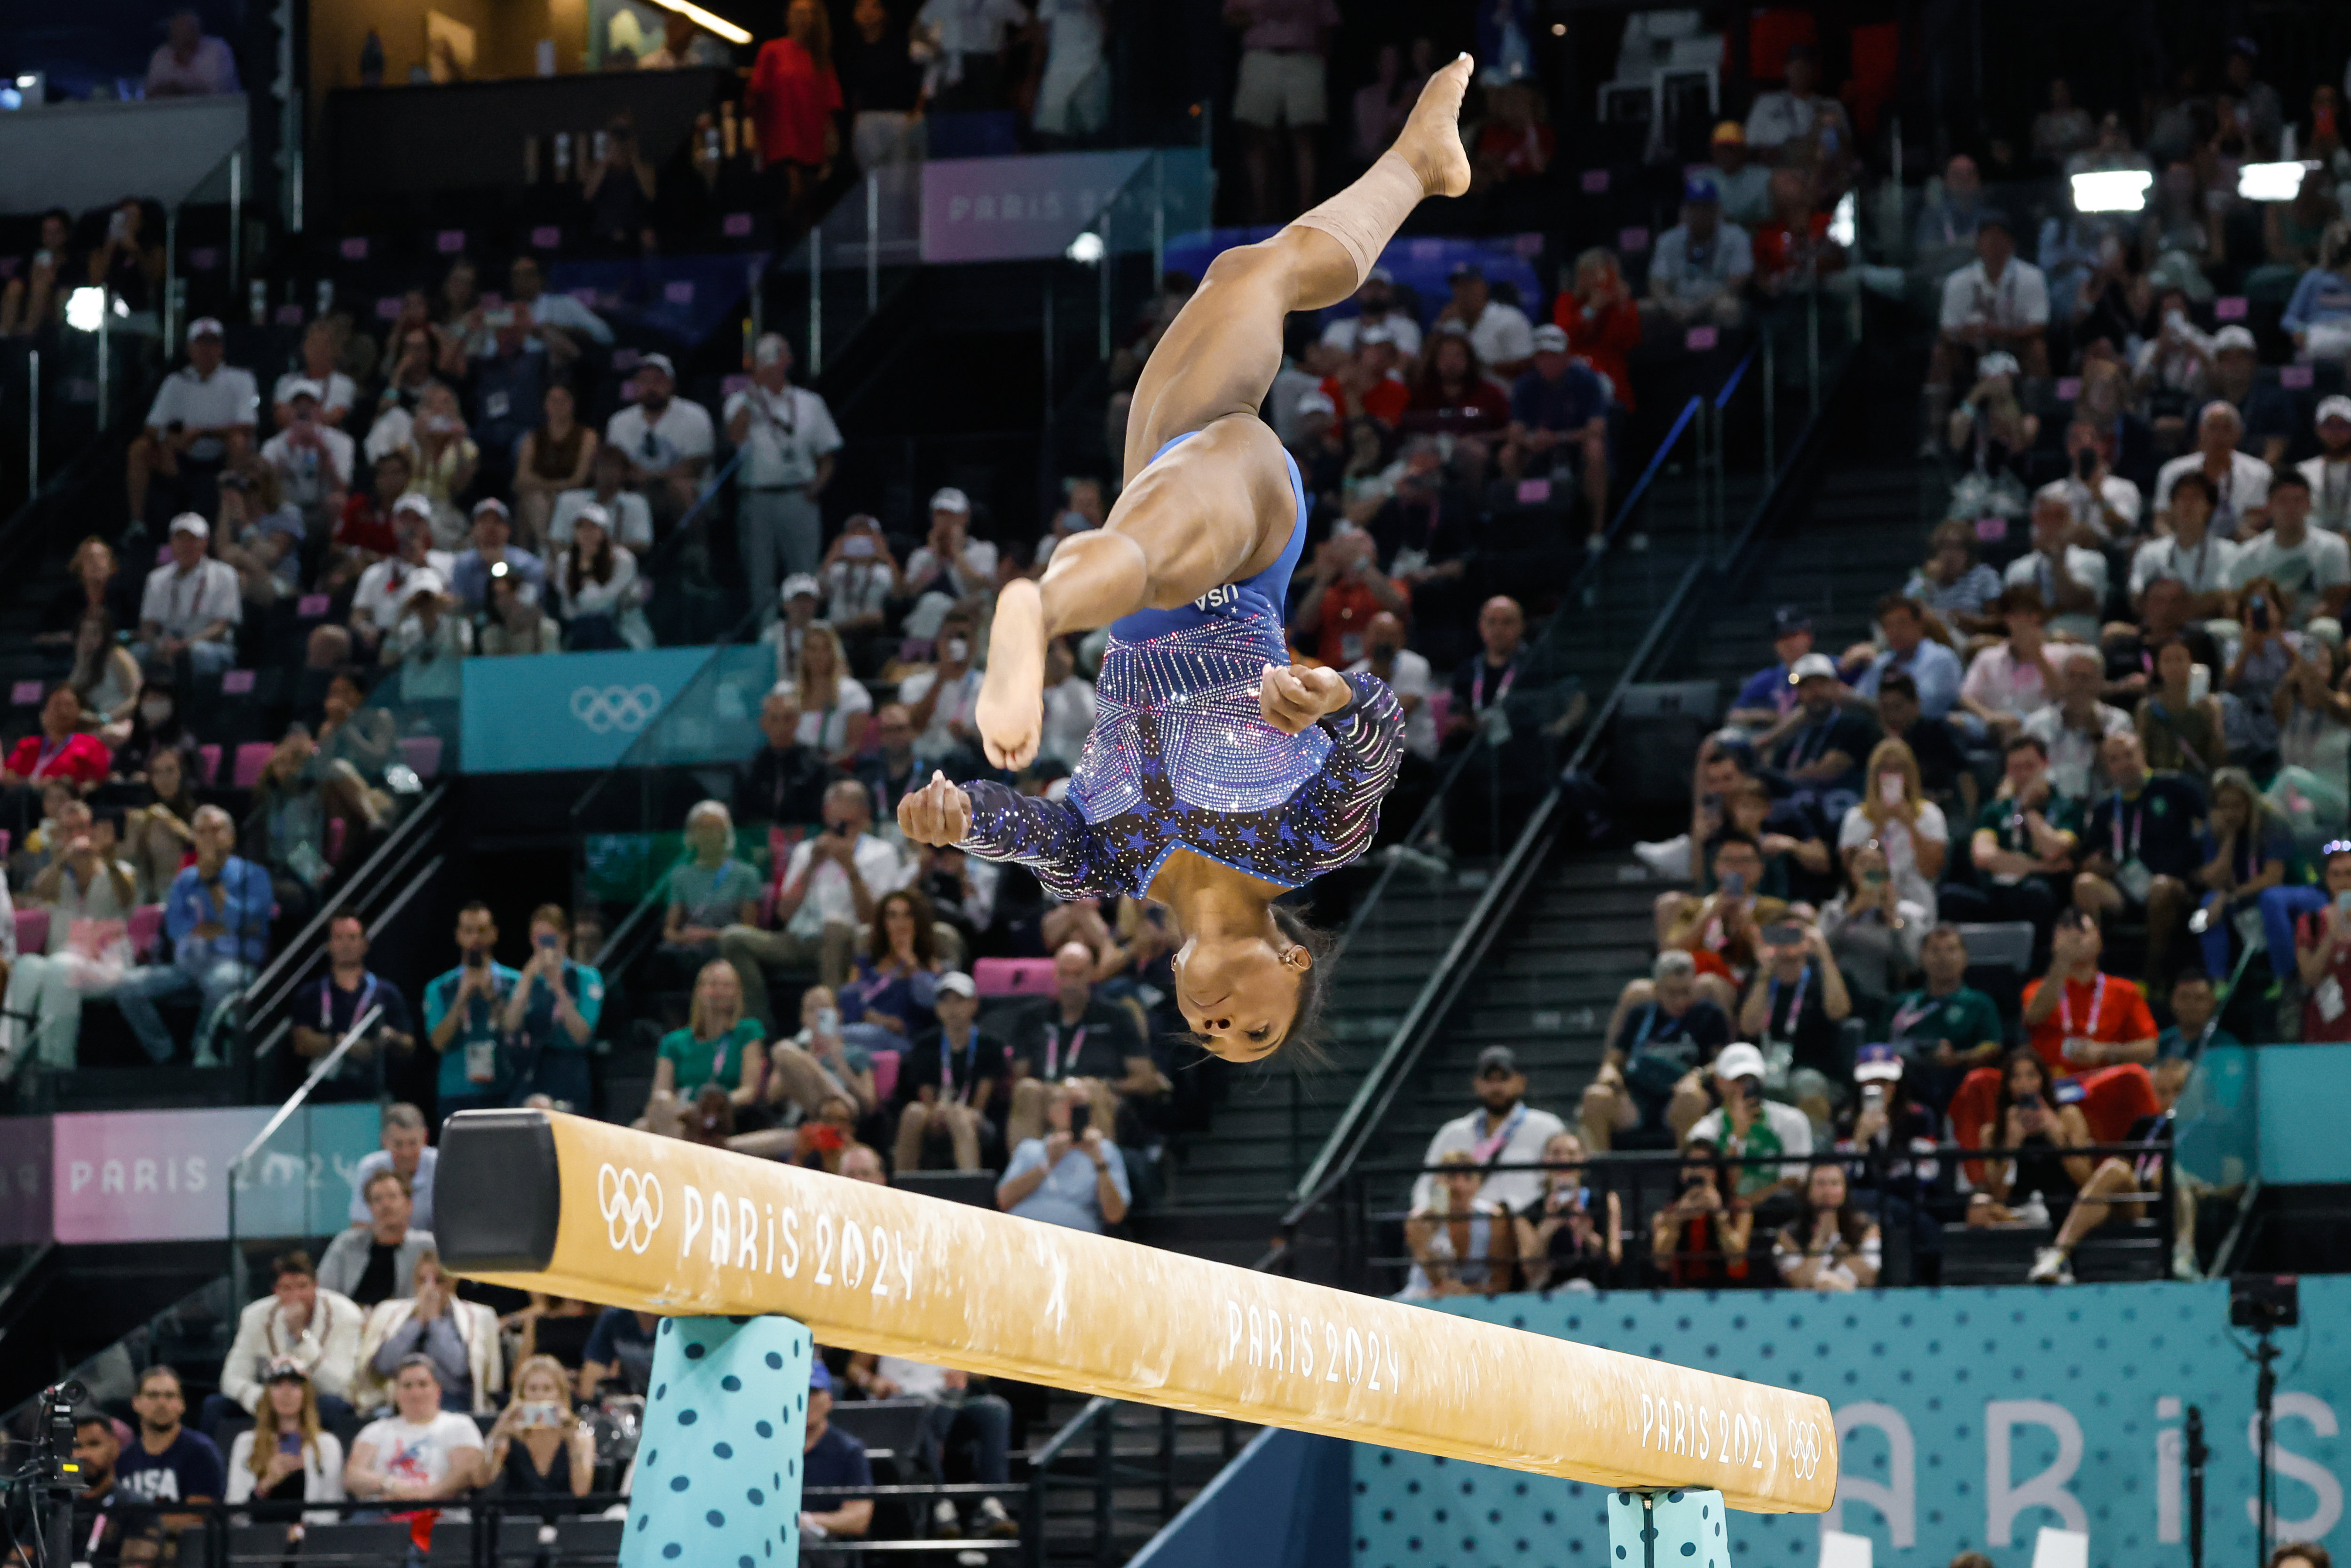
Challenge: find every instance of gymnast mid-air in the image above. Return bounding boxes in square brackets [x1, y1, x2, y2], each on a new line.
[896, 55, 1477, 1061]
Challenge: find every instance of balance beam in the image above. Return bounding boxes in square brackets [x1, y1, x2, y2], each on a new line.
[435, 1110, 1837, 1514]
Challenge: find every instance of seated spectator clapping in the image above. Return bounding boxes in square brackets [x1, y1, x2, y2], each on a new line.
[115, 803, 269, 1068]
[1770, 1162, 1880, 1292]
[1400, 1150, 1518, 1299]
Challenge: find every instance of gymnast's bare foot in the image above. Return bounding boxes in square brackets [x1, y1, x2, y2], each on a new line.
[978, 579, 1045, 770]
[1396, 53, 1475, 199]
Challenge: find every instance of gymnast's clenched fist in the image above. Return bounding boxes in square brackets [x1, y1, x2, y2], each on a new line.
[1254, 662, 1354, 735]
[898, 771, 974, 847]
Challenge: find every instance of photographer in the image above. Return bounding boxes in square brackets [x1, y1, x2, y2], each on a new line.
[994, 1078, 1129, 1235]
[1514, 1131, 1622, 1292]
[423, 902, 521, 1120]
[1649, 1138, 1751, 1288]
[1685, 1042, 1814, 1221]
[484, 1355, 594, 1502]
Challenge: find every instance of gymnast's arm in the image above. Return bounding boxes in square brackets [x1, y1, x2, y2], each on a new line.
[1278, 673, 1408, 875]
[898, 772, 1116, 896]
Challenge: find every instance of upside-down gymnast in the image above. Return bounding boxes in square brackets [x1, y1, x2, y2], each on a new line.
[895, 56, 1476, 1062]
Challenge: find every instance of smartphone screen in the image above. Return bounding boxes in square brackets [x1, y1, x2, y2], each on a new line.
[1067, 1102, 1091, 1141]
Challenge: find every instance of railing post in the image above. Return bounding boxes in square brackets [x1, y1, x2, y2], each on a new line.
[164, 204, 180, 350]
[1806, 281, 1821, 419]
[96, 284, 111, 431]
[866, 173, 880, 314]
[24, 348, 37, 496]
[229, 150, 244, 291]
[1159, 1405, 1177, 1521]
[1092, 1402, 1114, 1567]
[808, 221, 822, 376]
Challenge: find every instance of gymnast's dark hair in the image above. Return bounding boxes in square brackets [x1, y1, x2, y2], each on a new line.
[1271, 902, 1336, 1064]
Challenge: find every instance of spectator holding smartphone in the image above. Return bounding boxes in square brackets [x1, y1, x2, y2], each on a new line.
[1650, 1138, 1751, 1288]
[995, 1078, 1129, 1233]
[1514, 1131, 1622, 1291]
[1685, 1041, 1813, 1218]
[1402, 1150, 1520, 1299]
[224, 1359, 346, 1518]
[484, 1355, 594, 1501]
[2294, 841, 2351, 1042]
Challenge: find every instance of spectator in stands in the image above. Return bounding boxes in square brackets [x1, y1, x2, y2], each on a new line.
[1727, 607, 1815, 727]
[1649, 1134, 1751, 1287]
[551, 443, 656, 554]
[2130, 478, 2237, 631]
[90, 196, 164, 331]
[2024, 646, 2132, 799]
[1035, 476, 1108, 567]
[1751, 166, 1844, 301]
[4, 684, 110, 799]
[40, 537, 142, 651]
[319, 1167, 434, 1309]
[500, 906, 603, 1108]
[2301, 397, 2351, 533]
[840, 0, 924, 171]
[67, 1409, 164, 1564]
[899, 608, 988, 774]
[216, 1251, 362, 1438]
[2132, 630, 2225, 779]
[2193, 770, 2290, 979]
[903, 488, 997, 624]
[837, 885, 954, 1047]
[729, 333, 843, 603]
[643, 961, 769, 1139]
[2156, 404, 2272, 539]
[423, 902, 519, 1119]
[1883, 923, 2004, 1094]
[335, 449, 411, 575]
[551, 506, 650, 651]
[448, 498, 544, 614]
[1400, 1150, 1519, 1298]
[1554, 248, 1640, 410]
[895, 969, 1004, 1171]
[1222, 0, 1339, 221]
[1842, 733, 1949, 912]
[1759, 654, 1872, 806]
[607, 353, 713, 530]
[345, 1356, 487, 1501]
[1582, 949, 1728, 1153]
[1038, 637, 1098, 768]
[1408, 1045, 1565, 1215]
[402, 380, 478, 550]
[350, 506, 450, 654]
[582, 111, 661, 254]
[224, 1358, 346, 1513]
[1915, 154, 1986, 260]
[346, 1104, 435, 1232]
[1, 799, 136, 1073]
[1510, 1131, 1621, 1290]
[2233, 472, 2350, 627]
[2208, 327, 2295, 468]
[996, 1076, 1131, 1232]
[578, 1307, 659, 1398]
[122, 745, 197, 900]
[660, 798, 762, 974]
[1435, 263, 1534, 379]
[1349, 610, 1434, 762]
[2294, 843, 2351, 1043]
[1843, 593, 1964, 718]
[1004, 940, 1144, 1144]
[1320, 268, 1421, 357]
[0, 208, 72, 340]
[114, 803, 265, 1068]
[2006, 489, 2110, 645]
[1905, 520, 2005, 634]
[1823, 837, 1924, 1001]
[1500, 323, 1610, 535]
[511, 386, 598, 552]
[1648, 177, 1752, 329]
[2020, 908, 2160, 1076]
[1967, 1048, 2098, 1262]
[285, 915, 415, 1103]
[761, 983, 880, 1126]
[798, 1361, 875, 1544]
[724, 777, 905, 1016]
[1770, 1162, 1879, 1292]
[763, 573, 824, 684]
[1290, 525, 1407, 666]
[1404, 332, 1510, 435]
[792, 624, 875, 769]
[482, 1355, 593, 1501]
[146, 7, 238, 95]
[135, 513, 242, 677]
[259, 382, 354, 528]
[740, 688, 834, 826]
[1736, 918, 1851, 1125]
[115, 1365, 223, 1525]
[1684, 1039, 1811, 1212]
[1942, 734, 2078, 946]
[357, 1251, 501, 1415]
[2282, 224, 2351, 364]
[381, 581, 472, 703]
[1744, 43, 1849, 167]
[1957, 586, 2057, 740]
[1704, 119, 1772, 227]
[2074, 731, 2202, 988]
[506, 255, 611, 362]
[819, 518, 902, 659]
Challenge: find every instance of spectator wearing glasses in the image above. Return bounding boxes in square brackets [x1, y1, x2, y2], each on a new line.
[727, 332, 842, 602]
[1582, 949, 1728, 1153]
[606, 353, 714, 531]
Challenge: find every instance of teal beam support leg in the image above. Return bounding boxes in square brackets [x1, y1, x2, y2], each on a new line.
[1608, 1489, 1732, 1568]
[623, 1316, 813, 1568]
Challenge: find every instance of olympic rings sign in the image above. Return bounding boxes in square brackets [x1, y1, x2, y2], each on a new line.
[570, 683, 664, 734]
[598, 1162, 664, 1253]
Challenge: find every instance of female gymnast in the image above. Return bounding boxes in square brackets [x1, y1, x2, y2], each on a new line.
[897, 55, 1475, 1062]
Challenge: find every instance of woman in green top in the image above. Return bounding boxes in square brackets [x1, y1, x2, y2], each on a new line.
[642, 961, 767, 1139]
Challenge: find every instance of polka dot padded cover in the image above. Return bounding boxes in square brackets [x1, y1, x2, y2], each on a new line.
[624, 1315, 813, 1568]
[1351, 1280, 2351, 1568]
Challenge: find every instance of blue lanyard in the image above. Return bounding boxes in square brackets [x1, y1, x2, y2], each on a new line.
[941, 1029, 980, 1104]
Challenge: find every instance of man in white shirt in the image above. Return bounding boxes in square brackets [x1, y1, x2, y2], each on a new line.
[137, 515, 243, 675]
[2229, 470, 2351, 628]
[211, 1250, 363, 1430]
[2054, 421, 2141, 541]
[903, 488, 1000, 638]
[719, 778, 910, 1019]
[1646, 177, 1753, 328]
[1409, 1046, 1568, 1214]
[146, 8, 239, 95]
[2129, 470, 2240, 619]
[1318, 267, 1423, 359]
[1932, 214, 2051, 402]
[351, 504, 454, 652]
[129, 317, 259, 529]
[1743, 45, 1852, 162]
[2002, 489, 2108, 642]
[1436, 264, 1535, 378]
[550, 445, 656, 553]
[726, 332, 844, 606]
[2297, 395, 2351, 534]
[1347, 610, 1435, 759]
[259, 382, 356, 526]
[896, 605, 985, 769]
[2021, 646, 2133, 800]
[270, 323, 359, 429]
[507, 255, 612, 364]
[2154, 402, 2272, 537]
[605, 352, 714, 528]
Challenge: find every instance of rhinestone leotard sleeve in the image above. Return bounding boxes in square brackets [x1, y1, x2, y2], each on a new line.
[955, 671, 1405, 898]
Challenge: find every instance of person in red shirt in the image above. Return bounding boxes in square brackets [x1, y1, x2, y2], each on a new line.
[2020, 909, 2158, 1073]
[3, 685, 112, 790]
[1553, 247, 1641, 410]
[747, 0, 844, 219]
[1288, 526, 1409, 666]
[1321, 324, 1412, 426]
[335, 449, 410, 563]
[1751, 167, 1846, 297]
[2293, 842, 2351, 1042]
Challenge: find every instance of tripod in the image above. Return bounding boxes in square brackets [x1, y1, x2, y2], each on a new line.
[2252, 1328, 2281, 1564]
[2185, 1404, 2207, 1568]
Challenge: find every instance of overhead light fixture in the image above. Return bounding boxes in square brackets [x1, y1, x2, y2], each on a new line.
[2070, 169, 2153, 214]
[1065, 230, 1104, 265]
[641, 0, 752, 46]
[2239, 160, 2318, 202]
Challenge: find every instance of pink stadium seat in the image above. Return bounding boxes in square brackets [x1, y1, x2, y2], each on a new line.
[325, 817, 347, 864]
[1426, 689, 1451, 739]
[397, 735, 443, 780]
[13, 908, 47, 957]
[973, 957, 1057, 997]
[869, 1050, 900, 1106]
[232, 742, 275, 790]
[128, 904, 165, 961]
[197, 744, 222, 785]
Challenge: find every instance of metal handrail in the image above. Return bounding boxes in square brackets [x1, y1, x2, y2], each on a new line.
[229, 1004, 386, 1176]
[242, 781, 448, 1010]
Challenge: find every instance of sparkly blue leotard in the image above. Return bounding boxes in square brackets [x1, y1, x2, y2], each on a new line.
[958, 433, 1405, 898]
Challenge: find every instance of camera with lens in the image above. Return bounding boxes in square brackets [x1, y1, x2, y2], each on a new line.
[2231, 1274, 2299, 1332]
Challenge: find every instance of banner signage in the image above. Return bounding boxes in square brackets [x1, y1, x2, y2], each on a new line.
[458, 646, 715, 773]
[45, 1102, 379, 1243]
[921, 150, 1150, 263]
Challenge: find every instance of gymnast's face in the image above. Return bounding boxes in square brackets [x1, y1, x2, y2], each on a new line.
[1174, 921, 1311, 1062]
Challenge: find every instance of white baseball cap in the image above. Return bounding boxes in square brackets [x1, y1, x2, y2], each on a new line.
[168, 512, 209, 539]
[283, 378, 325, 403]
[393, 493, 434, 519]
[1357, 321, 1397, 347]
[929, 487, 971, 514]
[779, 573, 820, 603]
[753, 333, 789, 367]
[638, 352, 677, 378]
[187, 317, 224, 341]
[471, 497, 511, 520]
[937, 971, 978, 999]
[1714, 1042, 1767, 1082]
[573, 501, 611, 532]
[2317, 395, 2351, 427]
[1531, 323, 1570, 353]
[2211, 324, 2258, 353]
[1791, 652, 1839, 681]
[1296, 389, 1337, 418]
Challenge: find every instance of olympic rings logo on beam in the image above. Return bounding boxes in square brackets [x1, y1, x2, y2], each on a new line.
[570, 683, 664, 734]
[598, 1162, 664, 1253]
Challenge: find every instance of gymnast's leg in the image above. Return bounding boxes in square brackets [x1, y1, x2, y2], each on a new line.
[976, 54, 1474, 768]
